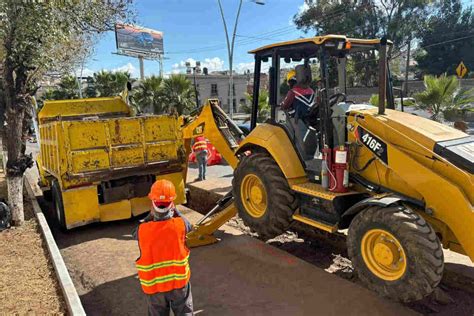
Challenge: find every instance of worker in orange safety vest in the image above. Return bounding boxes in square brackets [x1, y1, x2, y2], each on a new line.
[192, 136, 208, 181]
[134, 179, 193, 316]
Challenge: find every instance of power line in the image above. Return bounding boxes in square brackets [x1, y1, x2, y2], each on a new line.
[165, 25, 300, 55]
[422, 33, 474, 49]
[165, 4, 353, 55]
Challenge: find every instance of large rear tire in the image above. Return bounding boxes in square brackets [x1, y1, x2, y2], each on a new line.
[52, 180, 67, 231]
[233, 153, 297, 240]
[347, 205, 444, 302]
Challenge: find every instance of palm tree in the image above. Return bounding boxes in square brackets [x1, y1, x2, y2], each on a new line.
[241, 90, 270, 123]
[161, 75, 196, 115]
[132, 76, 164, 114]
[91, 70, 131, 97]
[414, 74, 474, 121]
[39, 75, 81, 109]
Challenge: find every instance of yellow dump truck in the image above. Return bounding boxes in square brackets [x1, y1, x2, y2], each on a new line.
[36, 96, 187, 230]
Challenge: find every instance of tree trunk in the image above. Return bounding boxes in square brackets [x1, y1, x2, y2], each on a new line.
[2, 33, 31, 226]
[7, 176, 23, 225]
[4, 105, 27, 226]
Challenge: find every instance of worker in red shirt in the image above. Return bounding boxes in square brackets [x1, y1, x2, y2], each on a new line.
[192, 136, 208, 181]
[134, 179, 193, 316]
[280, 65, 317, 159]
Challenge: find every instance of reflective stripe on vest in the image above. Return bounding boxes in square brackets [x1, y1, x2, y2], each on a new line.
[136, 218, 191, 294]
[293, 90, 315, 120]
[193, 140, 208, 152]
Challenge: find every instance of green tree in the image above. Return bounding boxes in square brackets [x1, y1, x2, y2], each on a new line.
[90, 70, 131, 97]
[0, 1, 133, 225]
[294, 0, 430, 86]
[241, 90, 270, 123]
[414, 74, 474, 121]
[415, 0, 474, 76]
[132, 76, 164, 114]
[161, 75, 196, 115]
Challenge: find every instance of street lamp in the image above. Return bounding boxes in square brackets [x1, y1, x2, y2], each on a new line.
[217, 0, 265, 118]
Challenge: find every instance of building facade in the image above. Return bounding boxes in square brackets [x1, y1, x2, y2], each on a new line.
[185, 72, 250, 113]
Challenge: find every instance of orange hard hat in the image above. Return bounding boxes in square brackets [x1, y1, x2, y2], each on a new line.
[148, 179, 176, 203]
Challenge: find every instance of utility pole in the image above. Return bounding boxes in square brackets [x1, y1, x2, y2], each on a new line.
[159, 55, 164, 78]
[404, 39, 411, 96]
[217, 0, 265, 118]
[139, 56, 145, 80]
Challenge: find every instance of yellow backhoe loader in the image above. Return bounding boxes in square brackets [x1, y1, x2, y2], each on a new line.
[184, 35, 474, 302]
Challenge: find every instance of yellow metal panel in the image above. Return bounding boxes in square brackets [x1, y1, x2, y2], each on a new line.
[357, 109, 466, 147]
[131, 197, 152, 217]
[147, 141, 178, 162]
[387, 144, 474, 262]
[292, 213, 338, 233]
[237, 124, 306, 179]
[66, 121, 108, 150]
[349, 113, 473, 203]
[38, 97, 130, 123]
[111, 145, 144, 167]
[291, 182, 360, 200]
[108, 118, 142, 145]
[99, 200, 131, 222]
[144, 116, 179, 142]
[70, 149, 110, 173]
[62, 186, 100, 229]
[249, 35, 392, 54]
[156, 172, 186, 205]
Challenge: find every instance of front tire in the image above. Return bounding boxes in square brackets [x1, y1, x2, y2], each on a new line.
[233, 153, 297, 240]
[347, 205, 444, 302]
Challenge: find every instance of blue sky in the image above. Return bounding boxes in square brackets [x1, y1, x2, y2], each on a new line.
[82, 0, 309, 77]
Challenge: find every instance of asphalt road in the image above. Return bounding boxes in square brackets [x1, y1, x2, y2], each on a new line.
[26, 142, 415, 316]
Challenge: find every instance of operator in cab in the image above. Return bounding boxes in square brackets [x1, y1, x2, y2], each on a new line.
[280, 64, 318, 159]
[133, 179, 194, 316]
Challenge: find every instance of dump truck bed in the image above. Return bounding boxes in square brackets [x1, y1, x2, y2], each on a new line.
[39, 115, 185, 188]
[36, 96, 187, 229]
[38, 96, 186, 190]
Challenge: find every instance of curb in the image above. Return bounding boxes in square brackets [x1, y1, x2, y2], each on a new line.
[24, 177, 86, 315]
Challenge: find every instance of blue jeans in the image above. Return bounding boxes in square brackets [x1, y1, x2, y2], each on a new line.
[196, 150, 208, 179]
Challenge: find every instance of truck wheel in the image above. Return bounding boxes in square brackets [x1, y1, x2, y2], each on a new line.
[347, 205, 444, 302]
[42, 189, 53, 202]
[52, 180, 67, 231]
[233, 153, 297, 240]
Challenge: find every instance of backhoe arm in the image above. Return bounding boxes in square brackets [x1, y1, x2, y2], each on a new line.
[182, 99, 244, 169]
[186, 192, 237, 248]
[182, 99, 244, 247]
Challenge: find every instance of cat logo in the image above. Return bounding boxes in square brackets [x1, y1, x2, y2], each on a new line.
[356, 126, 388, 164]
[193, 123, 205, 136]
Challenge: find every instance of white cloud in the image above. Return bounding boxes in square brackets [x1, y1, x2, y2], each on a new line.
[236, 62, 255, 74]
[74, 62, 139, 78]
[78, 68, 94, 77]
[172, 57, 225, 74]
[112, 62, 138, 77]
[289, 1, 309, 26]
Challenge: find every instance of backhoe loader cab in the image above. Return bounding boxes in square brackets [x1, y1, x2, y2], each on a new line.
[228, 35, 474, 302]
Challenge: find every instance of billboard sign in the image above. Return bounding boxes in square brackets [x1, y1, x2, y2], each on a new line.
[115, 23, 164, 56]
